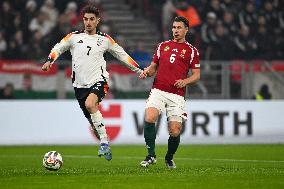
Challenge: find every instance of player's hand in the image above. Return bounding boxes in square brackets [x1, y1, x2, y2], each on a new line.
[139, 69, 148, 79]
[174, 79, 187, 88]
[42, 61, 52, 71]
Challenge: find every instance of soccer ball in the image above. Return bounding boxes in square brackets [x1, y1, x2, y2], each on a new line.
[42, 151, 63, 171]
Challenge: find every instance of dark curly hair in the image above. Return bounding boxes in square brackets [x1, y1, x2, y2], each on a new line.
[81, 4, 100, 17]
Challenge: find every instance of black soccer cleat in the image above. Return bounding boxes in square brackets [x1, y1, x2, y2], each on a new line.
[165, 159, 176, 169]
[140, 155, 157, 167]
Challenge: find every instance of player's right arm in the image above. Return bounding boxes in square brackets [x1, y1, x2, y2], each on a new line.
[42, 33, 73, 71]
[140, 42, 161, 78]
[141, 62, 158, 78]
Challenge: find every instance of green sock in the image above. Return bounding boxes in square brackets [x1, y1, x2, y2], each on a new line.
[144, 121, 156, 156]
[165, 135, 180, 160]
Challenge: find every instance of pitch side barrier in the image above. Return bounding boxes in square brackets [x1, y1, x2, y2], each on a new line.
[0, 100, 283, 145]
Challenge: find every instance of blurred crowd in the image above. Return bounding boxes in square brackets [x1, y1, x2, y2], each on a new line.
[0, 0, 104, 61]
[0, 0, 283, 62]
[160, 0, 284, 60]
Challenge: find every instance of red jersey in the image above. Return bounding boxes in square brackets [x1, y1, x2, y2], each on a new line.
[152, 40, 200, 96]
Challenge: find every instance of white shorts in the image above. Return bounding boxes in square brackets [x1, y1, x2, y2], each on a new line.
[146, 88, 188, 121]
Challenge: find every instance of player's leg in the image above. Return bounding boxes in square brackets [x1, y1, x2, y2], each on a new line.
[140, 89, 165, 167]
[74, 85, 111, 160]
[89, 110, 112, 160]
[85, 81, 112, 160]
[140, 107, 159, 167]
[144, 107, 160, 156]
[75, 95, 100, 139]
[87, 118, 100, 140]
[85, 93, 109, 143]
[165, 118, 182, 169]
[164, 93, 187, 169]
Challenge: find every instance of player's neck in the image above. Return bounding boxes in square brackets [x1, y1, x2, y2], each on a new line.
[84, 28, 97, 35]
[173, 38, 186, 43]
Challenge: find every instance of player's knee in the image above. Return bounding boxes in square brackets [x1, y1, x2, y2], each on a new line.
[169, 129, 181, 137]
[145, 108, 159, 123]
[145, 113, 158, 123]
[85, 101, 96, 112]
[168, 116, 182, 137]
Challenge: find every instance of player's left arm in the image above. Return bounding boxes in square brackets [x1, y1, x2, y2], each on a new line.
[106, 35, 143, 75]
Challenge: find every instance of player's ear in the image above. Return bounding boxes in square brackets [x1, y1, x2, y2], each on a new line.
[185, 27, 189, 34]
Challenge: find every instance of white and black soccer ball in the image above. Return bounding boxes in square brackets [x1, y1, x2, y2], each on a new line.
[42, 151, 63, 171]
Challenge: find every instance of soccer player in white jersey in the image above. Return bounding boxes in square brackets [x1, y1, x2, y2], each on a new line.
[42, 5, 144, 161]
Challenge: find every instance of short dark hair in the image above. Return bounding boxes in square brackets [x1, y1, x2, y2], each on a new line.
[174, 16, 189, 28]
[81, 4, 100, 17]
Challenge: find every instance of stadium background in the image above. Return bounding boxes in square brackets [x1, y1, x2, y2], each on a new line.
[0, 0, 283, 189]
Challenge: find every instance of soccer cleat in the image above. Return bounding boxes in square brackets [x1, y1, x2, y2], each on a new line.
[140, 155, 157, 167]
[165, 159, 176, 169]
[98, 143, 112, 161]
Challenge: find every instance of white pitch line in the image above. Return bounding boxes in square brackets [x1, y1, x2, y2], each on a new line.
[184, 158, 284, 163]
[0, 154, 284, 163]
[65, 155, 284, 163]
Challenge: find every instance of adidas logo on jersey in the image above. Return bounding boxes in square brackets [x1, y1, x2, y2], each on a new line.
[77, 40, 83, 43]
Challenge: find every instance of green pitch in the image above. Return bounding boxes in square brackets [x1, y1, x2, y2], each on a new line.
[0, 144, 284, 189]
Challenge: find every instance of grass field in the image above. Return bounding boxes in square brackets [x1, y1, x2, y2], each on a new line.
[0, 144, 284, 189]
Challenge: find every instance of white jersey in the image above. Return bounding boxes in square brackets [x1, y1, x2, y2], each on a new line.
[48, 30, 142, 88]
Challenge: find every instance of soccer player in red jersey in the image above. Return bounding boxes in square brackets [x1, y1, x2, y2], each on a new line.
[139, 16, 200, 169]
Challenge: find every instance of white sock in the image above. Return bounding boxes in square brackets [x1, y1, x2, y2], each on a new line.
[90, 111, 108, 144]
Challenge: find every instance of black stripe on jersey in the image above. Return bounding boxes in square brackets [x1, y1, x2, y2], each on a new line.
[96, 30, 107, 37]
[100, 66, 107, 82]
[72, 71, 75, 84]
[75, 30, 84, 34]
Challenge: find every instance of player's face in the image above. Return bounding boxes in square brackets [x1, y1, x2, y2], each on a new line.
[83, 13, 100, 34]
[172, 21, 188, 42]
